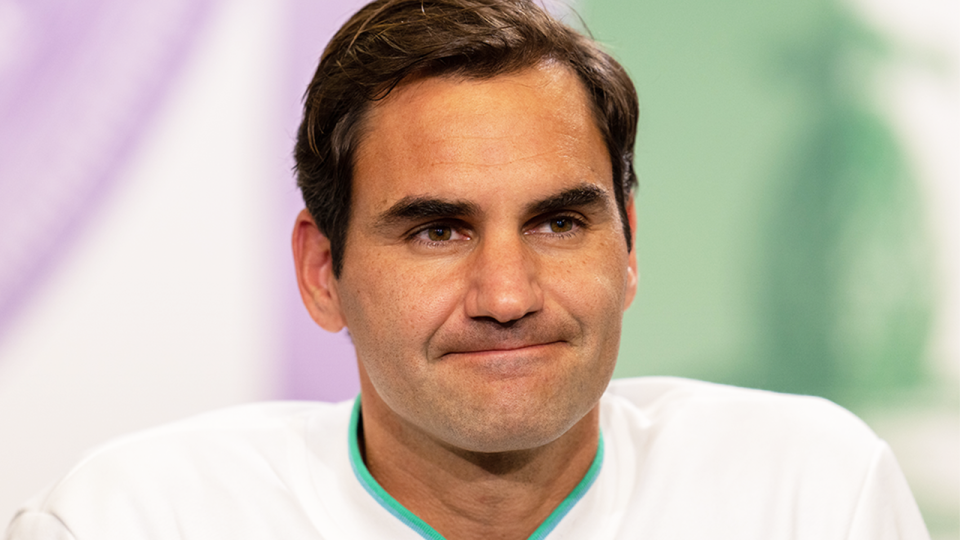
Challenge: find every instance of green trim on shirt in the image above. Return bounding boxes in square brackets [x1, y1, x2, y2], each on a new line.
[527, 432, 604, 540]
[347, 396, 604, 540]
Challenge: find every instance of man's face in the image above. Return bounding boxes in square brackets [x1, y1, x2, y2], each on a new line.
[331, 63, 637, 453]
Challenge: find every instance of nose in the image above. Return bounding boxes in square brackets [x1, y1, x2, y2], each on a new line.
[464, 233, 543, 324]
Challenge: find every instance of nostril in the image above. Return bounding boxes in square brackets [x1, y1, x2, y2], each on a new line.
[472, 316, 524, 329]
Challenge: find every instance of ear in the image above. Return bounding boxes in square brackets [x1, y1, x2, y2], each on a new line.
[623, 197, 639, 310]
[292, 209, 346, 332]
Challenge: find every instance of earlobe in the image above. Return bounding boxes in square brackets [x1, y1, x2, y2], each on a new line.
[292, 209, 346, 332]
[623, 198, 639, 310]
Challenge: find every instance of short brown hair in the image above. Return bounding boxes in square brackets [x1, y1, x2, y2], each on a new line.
[295, 0, 639, 277]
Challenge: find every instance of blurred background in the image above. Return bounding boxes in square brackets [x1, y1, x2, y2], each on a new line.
[0, 0, 956, 536]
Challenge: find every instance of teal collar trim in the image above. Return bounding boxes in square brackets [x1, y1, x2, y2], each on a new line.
[348, 396, 604, 540]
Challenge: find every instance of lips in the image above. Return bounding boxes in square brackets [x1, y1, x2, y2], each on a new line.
[431, 316, 578, 361]
[441, 340, 560, 357]
[438, 344, 567, 383]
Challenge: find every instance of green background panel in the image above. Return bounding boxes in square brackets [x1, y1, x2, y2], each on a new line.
[578, 1, 954, 535]
[580, 0, 933, 403]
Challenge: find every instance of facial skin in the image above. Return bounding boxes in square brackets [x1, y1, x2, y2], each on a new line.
[295, 62, 638, 455]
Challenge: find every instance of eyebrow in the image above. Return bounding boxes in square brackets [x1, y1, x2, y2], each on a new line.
[375, 197, 481, 229]
[374, 183, 610, 230]
[526, 184, 610, 216]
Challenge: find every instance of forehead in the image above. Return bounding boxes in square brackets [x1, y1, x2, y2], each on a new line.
[352, 63, 611, 214]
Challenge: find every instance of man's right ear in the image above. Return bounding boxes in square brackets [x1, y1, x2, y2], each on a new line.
[292, 209, 346, 332]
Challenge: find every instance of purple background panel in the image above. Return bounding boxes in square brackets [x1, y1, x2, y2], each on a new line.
[278, 0, 369, 402]
[0, 0, 217, 345]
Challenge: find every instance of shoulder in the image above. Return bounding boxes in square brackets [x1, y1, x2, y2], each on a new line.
[54, 400, 345, 479]
[602, 376, 882, 475]
[10, 400, 353, 537]
[595, 378, 928, 538]
[604, 376, 876, 439]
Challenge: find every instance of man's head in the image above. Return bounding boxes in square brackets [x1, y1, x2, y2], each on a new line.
[293, 0, 639, 455]
[295, 0, 639, 277]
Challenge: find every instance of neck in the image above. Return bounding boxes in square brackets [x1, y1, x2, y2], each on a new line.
[357, 386, 601, 540]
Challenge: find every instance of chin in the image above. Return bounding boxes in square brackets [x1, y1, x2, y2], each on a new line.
[447, 428, 559, 454]
[434, 399, 593, 454]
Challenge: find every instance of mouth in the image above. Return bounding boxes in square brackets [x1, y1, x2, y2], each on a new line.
[438, 340, 568, 378]
[442, 340, 564, 357]
[432, 317, 579, 373]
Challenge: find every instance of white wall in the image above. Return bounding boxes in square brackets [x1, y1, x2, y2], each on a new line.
[0, 0, 286, 523]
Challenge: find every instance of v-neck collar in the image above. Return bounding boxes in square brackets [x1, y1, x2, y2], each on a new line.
[347, 396, 604, 540]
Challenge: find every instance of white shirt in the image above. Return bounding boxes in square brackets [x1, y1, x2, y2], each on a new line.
[5, 377, 930, 540]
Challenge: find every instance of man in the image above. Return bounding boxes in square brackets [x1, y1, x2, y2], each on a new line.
[6, 1, 929, 539]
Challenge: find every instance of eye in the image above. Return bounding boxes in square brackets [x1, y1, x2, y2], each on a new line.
[529, 214, 584, 236]
[411, 223, 469, 244]
[426, 226, 451, 241]
[547, 217, 575, 233]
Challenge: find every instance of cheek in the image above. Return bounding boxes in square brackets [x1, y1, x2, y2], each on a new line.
[339, 253, 467, 357]
[549, 242, 629, 317]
